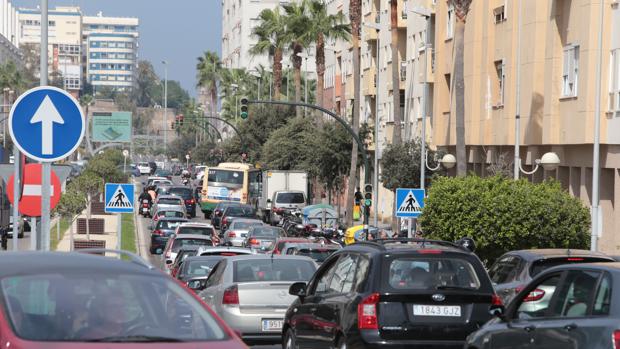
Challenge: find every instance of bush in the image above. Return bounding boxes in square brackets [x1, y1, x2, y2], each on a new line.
[419, 176, 591, 264]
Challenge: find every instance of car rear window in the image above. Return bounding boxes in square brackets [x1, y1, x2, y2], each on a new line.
[233, 259, 316, 282]
[172, 238, 213, 253]
[158, 211, 185, 218]
[252, 227, 285, 237]
[530, 257, 613, 277]
[169, 188, 193, 199]
[187, 260, 221, 276]
[178, 227, 215, 236]
[276, 192, 305, 204]
[157, 220, 185, 230]
[295, 249, 335, 263]
[225, 207, 255, 216]
[233, 222, 263, 230]
[159, 198, 183, 205]
[384, 257, 481, 291]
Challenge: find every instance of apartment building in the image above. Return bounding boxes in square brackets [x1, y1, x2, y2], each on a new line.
[83, 14, 139, 92]
[0, 0, 20, 65]
[18, 6, 82, 94]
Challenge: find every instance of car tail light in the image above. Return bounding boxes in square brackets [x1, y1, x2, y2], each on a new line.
[523, 288, 545, 302]
[153, 216, 160, 221]
[222, 217, 229, 225]
[153, 230, 163, 236]
[567, 257, 584, 261]
[272, 207, 284, 214]
[613, 331, 620, 349]
[492, 294, 503, 306]
[228, 231, 236, 238]
[185, 199, 195, 205]
[249, 238, 259, 245]
[418, 249, 442, 254]
[358, 293, 380, 330]
[223, 285, 239, 305]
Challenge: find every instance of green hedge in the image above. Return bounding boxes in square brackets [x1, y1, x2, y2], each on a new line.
[419, 176, 591, 263]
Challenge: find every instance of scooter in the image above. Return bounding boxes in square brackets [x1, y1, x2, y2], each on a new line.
[140, 199, 151, 217]
[182, 178, 190, 186]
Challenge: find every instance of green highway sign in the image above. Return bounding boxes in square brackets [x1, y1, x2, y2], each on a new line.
[92, 112, 132, 143]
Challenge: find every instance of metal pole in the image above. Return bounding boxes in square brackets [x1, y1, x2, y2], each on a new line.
[30, 217, 36, 250]
[305, 57, 308, 116]
[513, 0, 523, 180]
[163, 61, 168, 157]
[421, 15, 430, 191]
[56, 214, 60, 241]
[258, 78, 261, 100]
[591, 0, 605, 251]
[117, 213, 122, 251]
[286, 69, 289, 101]
[12, 147, 19, 251]
[373, 22, 380, 228]
[40, 0, 51, 251]
[123, 155, 127, 173]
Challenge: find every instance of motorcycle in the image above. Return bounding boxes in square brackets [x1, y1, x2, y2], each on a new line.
[140, 199, 151, 217]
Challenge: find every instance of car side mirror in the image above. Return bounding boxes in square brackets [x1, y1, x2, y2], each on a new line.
[187, 280, 203, 291]
[289, 282, 307, 299]
[489, 305, 506, 321]
[165, 259, 173, 265]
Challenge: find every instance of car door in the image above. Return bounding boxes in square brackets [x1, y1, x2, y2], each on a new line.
[486, 272, 564, 349]
[292, 254, 340, 348]
[199, 260, 227, 308]
[533, 270, 611, 349]
[488, 255, 524, 303]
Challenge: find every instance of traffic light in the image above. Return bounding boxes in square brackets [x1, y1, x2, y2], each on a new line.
[240, 97, 249, 119]
[364, 184, 373, 207]
[178, 114, 184, 126]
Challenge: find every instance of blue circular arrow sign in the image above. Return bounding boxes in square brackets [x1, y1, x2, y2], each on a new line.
[9, 86, 85, 162]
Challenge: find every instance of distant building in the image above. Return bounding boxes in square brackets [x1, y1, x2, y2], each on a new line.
[0, 0, 20, 65]
[83, 13, 139, 93]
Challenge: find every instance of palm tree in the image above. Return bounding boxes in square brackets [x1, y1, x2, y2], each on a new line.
[283, 0, 310, 117]
[197, 51, 221, 122]
[450, 0, 472, 176]
[0, 61, 29, 94]
[390, 0, 402, 145]
[250, 8, 288, 100]
[79, 94, 95, 156]
[344, 0, 362, 226]
[306, 0, 350, 108]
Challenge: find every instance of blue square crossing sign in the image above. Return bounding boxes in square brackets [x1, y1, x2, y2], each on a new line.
[395, 188, 425, 218]
[105, 183, 135, 213]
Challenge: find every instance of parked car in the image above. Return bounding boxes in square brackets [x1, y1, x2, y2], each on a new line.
[488, 249, 614, 305]
[242, 226, 287, 251]
[168, 185, 197, 218]
[169, 246, 200, 278]
[466, 262, 620, 349]
[162, 234, 215, 272]
[0, 251, 246, 347]
[211, 202, 242, 229]
[137, 162, 151, 175]
[220, 205, 259, 233]
[197, 255, 317, 344]
[149, 217, 188, 254]
[223, 219, 264, 247]
[281, 242, 341, 265]
[271, 237, 312, 255]
[150, 195, 186, 218]
[283, 238, 498, 349]
[269, 190, 307, 225]
[177, 255, 226, 284]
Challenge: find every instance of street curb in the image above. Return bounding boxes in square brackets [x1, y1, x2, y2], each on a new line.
[133, 178, 149, 258]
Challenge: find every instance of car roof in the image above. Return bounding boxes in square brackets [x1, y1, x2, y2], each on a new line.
[185, 255, 226, 263]
[344, 238, 474, 255]
[0, 252, 158, 278]
[221, 254, 317, 263]
[179, 222, 214, 228]
[174, 234, 212, 240]
[158, 217, 189, 222]
[197, 246, 254, 254]
[285, 243, 340, 250]
[502, 248, 612, 261]
[168, 185, 192, 190]
[224, 205, 253, 210]
[157, 195, 184, 200]
[539, 262, 620, 275]
[277, 237, 311, 243]
[231, 219, 262, 224]
[156, 207, 185, 213]
[147, 176, 166, 180]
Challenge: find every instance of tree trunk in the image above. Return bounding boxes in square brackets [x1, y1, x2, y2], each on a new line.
[293, 43, 303, 118]
[211, 84, 217, 136]
[315, 33, 326, 108]
[454, 19, 467, 176]
[84, 105, 94, 156]
[273, 48, 283, 100]
[391, 0, 402, 145]
[345, 0, 362, 227]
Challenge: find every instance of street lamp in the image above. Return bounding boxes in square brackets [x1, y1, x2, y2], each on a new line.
[162, 60, 168, 163]
[249, 70, 262, 100]
[425, 153, 457, 171]
[296, 52, 311, 115]
[516, 152, 561, 175]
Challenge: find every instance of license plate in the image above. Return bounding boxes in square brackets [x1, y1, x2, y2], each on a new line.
[413, 305, 461, 317]
[261, 319, 283, 331]
[260, 241, 272, 246]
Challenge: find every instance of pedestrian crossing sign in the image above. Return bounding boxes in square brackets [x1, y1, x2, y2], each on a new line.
[105, 183, 135, 213]
[395, 188, 425, 218]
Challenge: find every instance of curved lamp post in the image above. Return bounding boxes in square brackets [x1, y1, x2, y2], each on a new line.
[516, 152, 560, 175]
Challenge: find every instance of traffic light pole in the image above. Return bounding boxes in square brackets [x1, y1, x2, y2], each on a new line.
[183, 116, 247, 151]
[247, 99, 371, 237]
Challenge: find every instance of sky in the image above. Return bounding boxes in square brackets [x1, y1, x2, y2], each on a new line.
[12, 0, 222, 96]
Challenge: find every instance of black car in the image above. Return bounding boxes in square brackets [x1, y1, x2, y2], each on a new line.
[219, 205, 258, 234]
[168, 185, 197, 218]
[488, 249, 614, 304]
[466, 262, 620, 349]
[211, 202, 241, 229]
[283, 238, 498, 349]
[149, 217, 188, 254]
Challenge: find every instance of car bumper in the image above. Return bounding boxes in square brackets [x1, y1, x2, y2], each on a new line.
[220, 306, 284, 343]
[360, 331, 464, 349]
[185, 205, 196, 215]
[225, 237, 246, 247]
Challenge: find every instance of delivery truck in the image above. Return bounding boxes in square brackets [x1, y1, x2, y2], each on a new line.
[255, 171, 308, 224]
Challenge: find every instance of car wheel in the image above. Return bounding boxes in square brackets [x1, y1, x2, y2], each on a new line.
[335, 337, 347, 349]
[283, 329, 298, 349]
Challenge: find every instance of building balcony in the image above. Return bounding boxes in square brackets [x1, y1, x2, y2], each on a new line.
[345, 75, 354, 98]
[363, 69, 376, 96]
[398, 0, 407, 28]
[363, 12, 379, 41]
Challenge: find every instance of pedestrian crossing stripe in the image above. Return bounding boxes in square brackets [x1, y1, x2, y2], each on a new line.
[397, 190, 422, 213]
[106, 185, 133, 208]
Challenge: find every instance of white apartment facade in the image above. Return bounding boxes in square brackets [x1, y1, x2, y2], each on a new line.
[0, 0, 20, 65]
[83, 14, 139, 92]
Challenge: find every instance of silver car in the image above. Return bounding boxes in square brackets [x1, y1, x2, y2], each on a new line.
[150, 195, 187, 218]
[223, 219, 264, 247]
[198, 255, 317, 343]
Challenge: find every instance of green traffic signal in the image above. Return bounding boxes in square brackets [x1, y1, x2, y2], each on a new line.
[365, 199, 372, 207]
[240, 97, 249, 120]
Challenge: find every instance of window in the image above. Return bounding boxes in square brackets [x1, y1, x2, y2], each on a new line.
[516, 274, 561, 319]
[488, 255, 521, 284]
[609, 49, 620, 112]
[550, 270, 600, 318]
[593, 274, 611, 315]
[494, 5, 506, 23]
[562, 44, 579, 97]
[446, 3, 455, 39]
[313, 259, 339, 295]
[328, 255, 357, 293]
[495, 59, 505, 105]
[384, 257, 481, 291]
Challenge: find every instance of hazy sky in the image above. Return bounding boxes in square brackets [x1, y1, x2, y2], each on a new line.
[12, 0, 222, 96]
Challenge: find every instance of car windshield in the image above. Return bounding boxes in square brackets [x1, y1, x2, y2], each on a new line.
[157, 220, 184, 230]
[186, 260, 221, 277]
[158, 198, 182, 205]
[384, 257, 481, 291]
[178, 227, 215, 236]
[276, 192, 305, 204]
[295, 248, 335, 263]
[157, 210, 184, 218]
[530, 257, 613, 277]
[171, 238, 213, 253]
[234, 259, 316, 282]
[0, 273, 226, 342]
[251, 227, 285, 237]
[169, 188, 193, 199]
[232, 221, 262, 230]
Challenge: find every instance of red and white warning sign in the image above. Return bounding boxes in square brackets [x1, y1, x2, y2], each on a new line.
[7, 163, 62, 217]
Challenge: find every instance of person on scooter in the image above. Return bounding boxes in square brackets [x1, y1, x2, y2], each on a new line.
[181, 169, 191, 185]
[138, 188, 152, 216]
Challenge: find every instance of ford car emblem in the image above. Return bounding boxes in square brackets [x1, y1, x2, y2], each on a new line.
[432, 294, 446, 302]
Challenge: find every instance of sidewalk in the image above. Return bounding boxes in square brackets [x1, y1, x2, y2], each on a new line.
[56, 213, 119, 252]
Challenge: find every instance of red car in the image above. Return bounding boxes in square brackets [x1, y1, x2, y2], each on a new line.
[271, 237, 311, 255]
[0, 251, 247, 348]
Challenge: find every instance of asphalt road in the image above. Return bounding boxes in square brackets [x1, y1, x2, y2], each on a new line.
[135, 175, 279, 349]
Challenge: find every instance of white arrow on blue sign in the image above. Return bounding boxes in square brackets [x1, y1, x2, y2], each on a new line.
[9, 86, 85, 162]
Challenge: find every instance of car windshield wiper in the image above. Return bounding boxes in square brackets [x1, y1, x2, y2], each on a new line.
[84, 335, 185, 342]
[436, 285, 477, 291]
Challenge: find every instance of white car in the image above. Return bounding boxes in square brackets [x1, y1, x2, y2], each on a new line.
[195, 166, 207, 180]
[137, 162, 151, 175]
